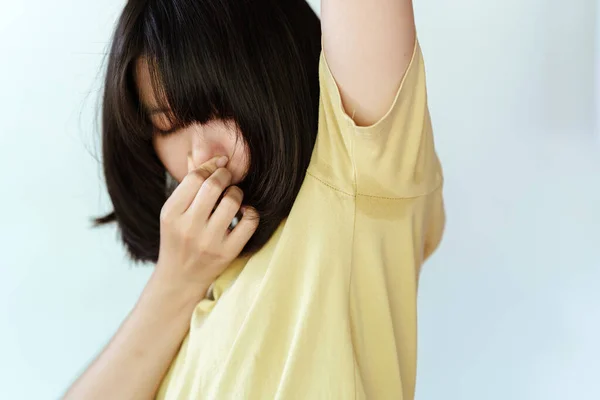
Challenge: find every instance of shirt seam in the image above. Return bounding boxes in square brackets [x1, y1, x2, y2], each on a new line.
[306, 171, 444, 200]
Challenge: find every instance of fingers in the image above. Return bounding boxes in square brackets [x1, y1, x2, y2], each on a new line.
[188, 166, 233, 222]
[224, 206, 260, 254]
[188, 154, 229, 174]
[206, 185, 244, 236]
[161, 155, 228, 217]
[187, 154, 195, 174]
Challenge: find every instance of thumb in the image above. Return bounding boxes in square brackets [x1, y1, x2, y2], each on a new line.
[188, 154, 229, 175]
[187, 154, 195, 174]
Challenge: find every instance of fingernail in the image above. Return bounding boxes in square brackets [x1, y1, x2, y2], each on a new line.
[216, 156, 229, 168]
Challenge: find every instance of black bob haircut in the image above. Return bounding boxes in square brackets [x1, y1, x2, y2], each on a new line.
[95, 0, 322, 263]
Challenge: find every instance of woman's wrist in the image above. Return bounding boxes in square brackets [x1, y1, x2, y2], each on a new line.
[140, 269, 210, 317]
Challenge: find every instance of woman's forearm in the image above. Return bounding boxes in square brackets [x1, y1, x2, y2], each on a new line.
[63, 272, 207, 400]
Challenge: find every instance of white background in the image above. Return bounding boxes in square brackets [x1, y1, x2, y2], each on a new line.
[1, 0, 598, 399]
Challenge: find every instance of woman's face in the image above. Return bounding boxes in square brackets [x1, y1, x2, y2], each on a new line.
[135, 57, 249, 184]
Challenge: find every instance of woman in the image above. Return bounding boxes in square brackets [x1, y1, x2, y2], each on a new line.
[65, 0, 445, 398]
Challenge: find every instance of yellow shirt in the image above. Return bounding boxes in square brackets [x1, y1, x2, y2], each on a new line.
[157, 38, 445, 400]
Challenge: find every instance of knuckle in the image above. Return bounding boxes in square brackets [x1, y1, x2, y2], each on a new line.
[249, 211, 260, 228]
[191, 168, 211, 183]
[160, 207, 174, 223]
[227, 185, 243, 198]
[202, 179, 220, 195]
[204, 174, 226, 192]
[182, 174, 198, 187]
[245, 207, 259, 218]
[240, 209, 260, 231]
[194, 167, 213, 180]
[185, 169, 208, 185]
[218, 167, 232, 181]
[223, 186, 243, 205]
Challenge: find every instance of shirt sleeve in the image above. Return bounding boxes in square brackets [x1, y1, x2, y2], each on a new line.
[307, 38, 443, 199]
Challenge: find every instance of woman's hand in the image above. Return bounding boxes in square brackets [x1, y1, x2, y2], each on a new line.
[63, 154, 258, 400]
[154, 155, 259, 297]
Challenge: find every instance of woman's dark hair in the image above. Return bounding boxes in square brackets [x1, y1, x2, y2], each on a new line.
[95, 0, 322, 263]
